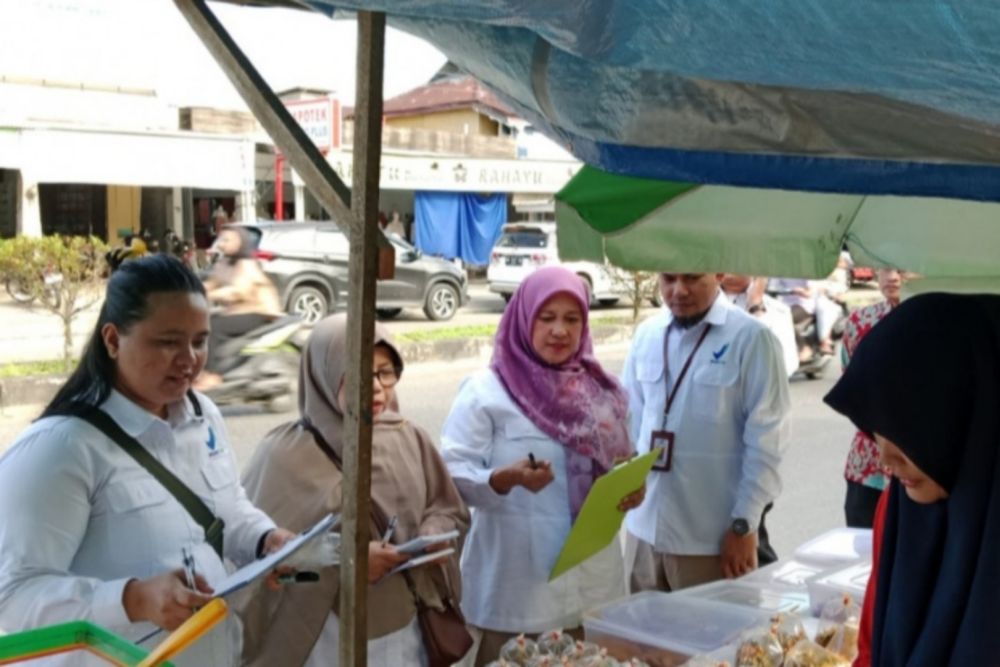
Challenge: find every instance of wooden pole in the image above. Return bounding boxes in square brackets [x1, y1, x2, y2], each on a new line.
[174, 2, 389, 663]
[339, 11, 385, 667]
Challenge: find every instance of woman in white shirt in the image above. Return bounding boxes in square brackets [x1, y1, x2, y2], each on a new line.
[441, 266, 644, 666]
[0, 255, 294, 666]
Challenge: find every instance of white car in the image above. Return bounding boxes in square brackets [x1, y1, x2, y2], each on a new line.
[487, 222, 624, 304]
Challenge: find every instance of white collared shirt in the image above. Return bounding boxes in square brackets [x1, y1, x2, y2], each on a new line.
[622, 292, 791, 555]
[727, 290, 800, 377]
[0, 390, 275, 666]
[441, 370, 627, 633]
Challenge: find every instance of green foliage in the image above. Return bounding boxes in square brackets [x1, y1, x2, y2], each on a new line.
[396, 323, 498, 343]
[607, 268, 660, 322]
[0, 235, 108, 371]
[0, 359, 70, 378]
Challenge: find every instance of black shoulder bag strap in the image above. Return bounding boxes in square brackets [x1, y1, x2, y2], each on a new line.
[68, 394, 224, 559]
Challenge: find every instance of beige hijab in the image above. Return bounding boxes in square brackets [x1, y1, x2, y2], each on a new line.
[237, 314, 469, 667]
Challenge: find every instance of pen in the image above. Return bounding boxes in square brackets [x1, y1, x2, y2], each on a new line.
[381, 515, 398, 546]
[278, 571, 320, 584]
[528, 452, 538, 470]
[181, 547, 196, 591]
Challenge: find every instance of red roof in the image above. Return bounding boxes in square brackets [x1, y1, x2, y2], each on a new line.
[347, 76, 515, 120]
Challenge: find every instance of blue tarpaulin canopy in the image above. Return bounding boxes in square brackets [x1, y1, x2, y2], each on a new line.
[306, 1, 1000, 202]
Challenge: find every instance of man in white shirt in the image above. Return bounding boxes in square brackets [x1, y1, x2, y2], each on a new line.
[622, 273, 791, 591]
[721, 274, 799, 378]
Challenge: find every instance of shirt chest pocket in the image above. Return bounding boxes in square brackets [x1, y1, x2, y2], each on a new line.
[496, 421, 548, 467]
[102, 480, 175, 564]
[201, 454, 238, 498]
[689, 364, 739, 422]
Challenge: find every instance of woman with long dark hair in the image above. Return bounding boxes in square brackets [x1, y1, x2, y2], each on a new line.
[0, 254, 293, 666]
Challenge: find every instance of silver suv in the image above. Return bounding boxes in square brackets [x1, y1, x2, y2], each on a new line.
[238, 221, 469, 324]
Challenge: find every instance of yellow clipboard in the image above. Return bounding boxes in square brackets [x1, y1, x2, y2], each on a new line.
[549, 448, 660, 581]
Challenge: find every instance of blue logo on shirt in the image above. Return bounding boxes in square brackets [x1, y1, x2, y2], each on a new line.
[711, 343, 730, 363]
[206, 427, 217, 452]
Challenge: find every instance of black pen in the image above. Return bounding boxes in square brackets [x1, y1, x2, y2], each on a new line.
[278, 571, 320, 584]
[528, 452, 538, 470]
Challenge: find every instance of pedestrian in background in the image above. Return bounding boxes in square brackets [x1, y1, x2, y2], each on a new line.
[840, 267, 907, 527]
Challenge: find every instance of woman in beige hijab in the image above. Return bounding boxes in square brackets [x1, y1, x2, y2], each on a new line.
[237, 314, 469, 667]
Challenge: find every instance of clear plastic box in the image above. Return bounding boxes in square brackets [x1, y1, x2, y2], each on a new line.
[793, 528, 873, 566]
[583, 591, 768, 666]
[743, 558, 829, 589]
[677, 579, 812, 615]
[806, 561, 872, 615]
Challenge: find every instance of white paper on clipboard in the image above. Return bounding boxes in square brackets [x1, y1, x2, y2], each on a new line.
[217, 513, 338, 597]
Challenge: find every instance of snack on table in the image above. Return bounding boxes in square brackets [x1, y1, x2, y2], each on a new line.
[734, 627, 783, 667]
[579, 648, 622, 667]
[819, 594, 861, 625]
[525, 656, 557, 667]
[814, 620, 859, 661]
[501, 634, 540, 665]
[485, 661, 515, 667]
[769, 613, 807, 653]
[538, 629, 577, 656]
[783, 639, 849, 667]
[682, 657, 731, 667]
[564, 640, 602, 661]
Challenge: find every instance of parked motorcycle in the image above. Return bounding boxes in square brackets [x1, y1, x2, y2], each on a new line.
[202, 315, 304, 413]
[4, 271, 63, 308]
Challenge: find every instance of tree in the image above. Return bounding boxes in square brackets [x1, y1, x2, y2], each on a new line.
[0, 235, 108, 372]
[607, 267, 661, 322]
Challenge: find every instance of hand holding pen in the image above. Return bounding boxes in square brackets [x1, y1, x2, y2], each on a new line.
[488, 452, 554, 494]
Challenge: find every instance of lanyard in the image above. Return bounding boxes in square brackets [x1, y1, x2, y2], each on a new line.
[661, 323, 712, 429]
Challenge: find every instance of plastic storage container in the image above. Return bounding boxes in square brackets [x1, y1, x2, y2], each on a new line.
[806, 562, 872, 615]
[743, 558, 829, 589]
[793, 528, 873, 566]
[677, 579, 812, 615]
[584, 591, 768, 666]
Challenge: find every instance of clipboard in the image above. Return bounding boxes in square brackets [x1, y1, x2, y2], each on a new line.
[549, 449, 660, 581]
[216, 513, 338, 597]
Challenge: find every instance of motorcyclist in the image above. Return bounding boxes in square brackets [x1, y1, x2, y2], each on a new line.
[768, 276, 838, 360]
[196, 226, 283, 391]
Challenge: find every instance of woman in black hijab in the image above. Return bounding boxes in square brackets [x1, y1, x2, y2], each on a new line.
[824, 292, 1000, 666]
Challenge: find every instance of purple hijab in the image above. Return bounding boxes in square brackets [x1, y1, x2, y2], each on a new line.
[491, 266, 633, 517]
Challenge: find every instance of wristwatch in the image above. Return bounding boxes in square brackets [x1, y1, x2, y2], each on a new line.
[747, 303, 766, 315]
[731, 518, 751, 536]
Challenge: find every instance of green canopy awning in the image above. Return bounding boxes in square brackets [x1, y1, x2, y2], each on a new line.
[556, 166, 1000, 280]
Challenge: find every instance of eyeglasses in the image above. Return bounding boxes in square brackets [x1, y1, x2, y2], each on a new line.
[374, 368, 399, 388]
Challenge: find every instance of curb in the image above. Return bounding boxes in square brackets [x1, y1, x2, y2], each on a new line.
[0, 323, 640, 408]
[0, 375, 66, 410]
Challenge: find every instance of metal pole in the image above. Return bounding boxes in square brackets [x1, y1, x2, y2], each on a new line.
[339, 11, 385, 666]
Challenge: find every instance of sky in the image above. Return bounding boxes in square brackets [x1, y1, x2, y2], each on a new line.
[0, 0, 448, 108]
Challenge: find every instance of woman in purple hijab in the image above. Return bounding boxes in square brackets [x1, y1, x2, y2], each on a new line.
[441, 266, 644, 666]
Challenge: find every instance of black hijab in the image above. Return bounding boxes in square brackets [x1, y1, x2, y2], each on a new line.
[824, 292, 1000, 666]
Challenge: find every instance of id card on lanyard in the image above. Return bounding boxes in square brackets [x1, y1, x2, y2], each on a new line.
[651, 323, 712, 471]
